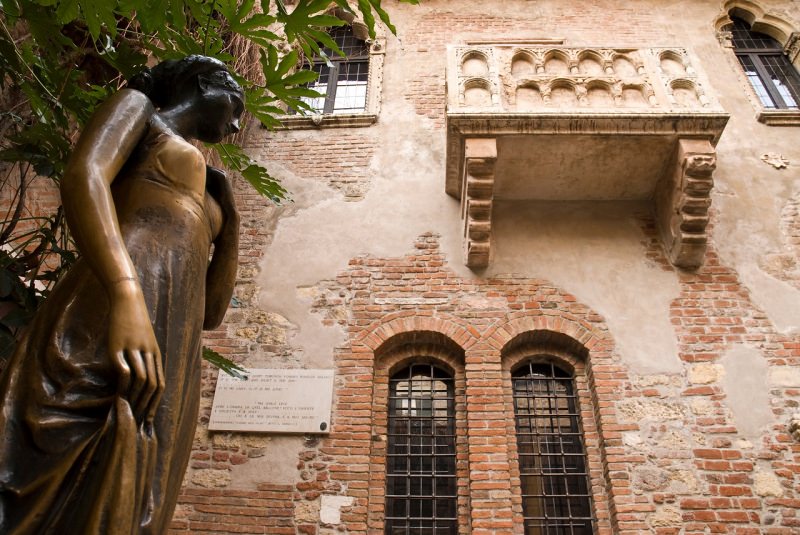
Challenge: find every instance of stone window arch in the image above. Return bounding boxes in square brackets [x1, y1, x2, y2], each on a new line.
[729, 16, 800, 109]
[715, 1, 800, 124]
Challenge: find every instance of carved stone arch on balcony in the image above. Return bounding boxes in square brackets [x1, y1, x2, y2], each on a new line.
[548, 77, 580, 107]
[543, 49, 571, 74]
[618, 82, 653, 107]
[511, 49, 537, 76]
[577, 50, 605, 76]
[658, 49, 691, 77]
[461, 77, 495, 108]
[611, 52, 640, 77]
[668, 78, 706, 108]
[598, 49, 617, 74]
[514, 82, 544, 110]
[460, 50, 491, 77]
[584, 79, 615, 107]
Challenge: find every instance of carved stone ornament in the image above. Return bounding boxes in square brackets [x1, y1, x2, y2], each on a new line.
[761, 152, 790, 169]
[716, 30, 734, 48]
[446, 44, 728, 270]
[656, 139, 717, 270]
[461, 138, 497, 268]
[783, 32, 800, 62]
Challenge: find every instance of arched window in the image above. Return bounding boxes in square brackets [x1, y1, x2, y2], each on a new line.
[385, 363, 457, 534]
[302, 25, 370, 114]
[512, 361, 593, 535]
[729, 16, 800, 109]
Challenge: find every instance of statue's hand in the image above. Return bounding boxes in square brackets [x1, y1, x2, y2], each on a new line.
[107, 280, 164, 424]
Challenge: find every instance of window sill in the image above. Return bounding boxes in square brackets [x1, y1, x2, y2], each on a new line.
[757, 109, 800, 126]
[275, 113, 377, 130]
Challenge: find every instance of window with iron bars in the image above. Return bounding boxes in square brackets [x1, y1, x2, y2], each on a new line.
[729, 17, 800, 109]
[512, 361, 594, 535]
[385, 363, 458, 535]
[300, 25, 370, 114]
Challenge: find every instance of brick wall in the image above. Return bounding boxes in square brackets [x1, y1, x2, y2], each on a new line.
[178, 0, 800, 530]
[169, 485, 295, 534]
[276, 224, 798, 534]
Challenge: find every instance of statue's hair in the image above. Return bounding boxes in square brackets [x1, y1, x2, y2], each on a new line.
[127, 55, 242, 108]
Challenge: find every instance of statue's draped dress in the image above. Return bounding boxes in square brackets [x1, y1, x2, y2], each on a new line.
[0, 122, 223, 534]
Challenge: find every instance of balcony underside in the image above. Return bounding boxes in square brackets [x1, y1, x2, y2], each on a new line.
[446, 113, 728, 270]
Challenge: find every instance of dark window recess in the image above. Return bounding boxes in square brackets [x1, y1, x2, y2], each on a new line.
[386, 363, 458, 535]
[513, 361, 594, 535]
[730, 17, 800, 109]
[301, 25, 369, 114]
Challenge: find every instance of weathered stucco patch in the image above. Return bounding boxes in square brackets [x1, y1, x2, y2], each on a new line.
[648, 505, 683, 528]
[770, 365, 800, 387]
[754, 470, 784, 497]
[490, 201, 682, 374]
[229, 436, 306, 486]
[720, 345, 773, 440]
[320, 495, 355, 524]
[191, 469, 232, 488]
[688, 363, 724, 384]
[295, 498, 321, 524]
[617, 398, 685, 422]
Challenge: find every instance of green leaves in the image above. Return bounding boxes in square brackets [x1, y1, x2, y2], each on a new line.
[217, 0, 279, 47]
[0, 207, 73, 363]
[215, 143, 287, 202]
[202, 346, 249, 379]
[257, 46, 321, 116]
[277, 0, 345, 59]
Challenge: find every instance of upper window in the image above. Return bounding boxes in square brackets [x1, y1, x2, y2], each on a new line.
[385, 363, 457, 535]
[730, 17, 800, 109]
[302, 25, 370, 114]
[512, 361, 594, 535]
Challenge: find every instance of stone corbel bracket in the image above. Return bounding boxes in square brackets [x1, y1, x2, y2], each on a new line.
[656, 139, 716, 269]
[461, 139, 497, 268]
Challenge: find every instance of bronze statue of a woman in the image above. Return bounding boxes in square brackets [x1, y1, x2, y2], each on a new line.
[0, 55, 243, 534]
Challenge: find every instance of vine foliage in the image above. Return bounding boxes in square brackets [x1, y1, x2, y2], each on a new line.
[0, 0, 416, 368]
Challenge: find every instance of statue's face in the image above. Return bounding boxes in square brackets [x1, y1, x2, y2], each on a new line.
[195, 71, 245, 143]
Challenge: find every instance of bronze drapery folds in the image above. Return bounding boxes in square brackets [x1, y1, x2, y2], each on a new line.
[0, 55, 242, 534]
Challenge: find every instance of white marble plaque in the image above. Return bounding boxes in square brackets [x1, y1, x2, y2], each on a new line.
[209, 369, 333, 433]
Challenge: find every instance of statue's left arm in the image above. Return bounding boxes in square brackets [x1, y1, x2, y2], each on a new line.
[204, 166, 240, 329]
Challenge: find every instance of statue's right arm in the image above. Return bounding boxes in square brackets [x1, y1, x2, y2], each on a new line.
[61, 88, 163, 423]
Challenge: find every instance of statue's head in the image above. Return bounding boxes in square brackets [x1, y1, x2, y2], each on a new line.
[128, 55, 245, 143]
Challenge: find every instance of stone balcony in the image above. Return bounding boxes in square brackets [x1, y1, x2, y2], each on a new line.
[445, 44, 729, 270]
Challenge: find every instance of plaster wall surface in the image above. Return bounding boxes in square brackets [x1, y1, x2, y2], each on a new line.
[719, 345, 774, 441]
[490, 200, 682, 373]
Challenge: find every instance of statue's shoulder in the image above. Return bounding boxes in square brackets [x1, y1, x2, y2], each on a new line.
[94, 88, 156, 125]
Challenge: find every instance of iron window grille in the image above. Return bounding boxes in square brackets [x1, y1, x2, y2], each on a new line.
[300, 25, 370, 114]
[729, 17, 800, 109]
[385, 363, 458, 535]
[512, 361, 594, 535]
